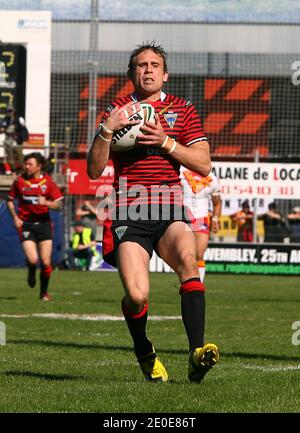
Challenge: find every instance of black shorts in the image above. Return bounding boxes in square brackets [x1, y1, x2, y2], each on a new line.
[19, 221, 53, 243]
[103, 204, 191, 267]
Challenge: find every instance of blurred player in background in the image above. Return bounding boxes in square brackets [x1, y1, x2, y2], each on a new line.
[258, 202, 289, 243]
[181, 168, 222, 282]
[6, 152, 63, 301]
[287, 206, 300, 243]
[87, 42, 219, 383]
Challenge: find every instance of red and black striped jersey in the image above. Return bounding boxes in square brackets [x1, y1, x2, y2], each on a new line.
[8, 173, 63, 222]
[99, 92, 208, 206]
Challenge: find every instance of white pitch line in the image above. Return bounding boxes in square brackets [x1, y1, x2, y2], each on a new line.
[243, 364, 300, 372]
[0, 313, 181, 321]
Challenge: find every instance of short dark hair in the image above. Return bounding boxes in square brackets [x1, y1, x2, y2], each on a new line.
[127, 41, 168, 80]
[72, 221, 85, 227]
[24, 152, 46, 167]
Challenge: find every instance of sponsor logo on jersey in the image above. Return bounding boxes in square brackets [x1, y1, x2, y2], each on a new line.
[22, 195, 39, 204]
[22, 187, 33, 193]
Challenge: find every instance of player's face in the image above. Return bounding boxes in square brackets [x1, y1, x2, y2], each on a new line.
[132, 49, 168, 100]
[24, 158, 42, 177]
[75, 226, 84, 233]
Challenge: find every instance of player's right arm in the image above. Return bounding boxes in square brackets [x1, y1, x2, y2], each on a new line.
[87, 132, 111, 180]
[87, 102, 141, 180]
[7, 179, 23, 229]
[6, 198, 23, 229]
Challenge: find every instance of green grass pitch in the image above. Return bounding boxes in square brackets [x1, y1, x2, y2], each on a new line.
[0, 269, 299, 413]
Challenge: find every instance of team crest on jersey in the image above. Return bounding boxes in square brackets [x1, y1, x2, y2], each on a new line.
[164, 112, 177, 129]
[115, 225, 128, 240]
[40, 185, 47, 194]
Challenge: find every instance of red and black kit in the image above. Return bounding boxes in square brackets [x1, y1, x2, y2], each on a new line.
[99, 92, 208, 266]
[8, 173, 63, 242]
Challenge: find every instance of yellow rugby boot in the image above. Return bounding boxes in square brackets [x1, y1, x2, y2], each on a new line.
[188, 343, 219, 383]
[138, 350, 169, 382]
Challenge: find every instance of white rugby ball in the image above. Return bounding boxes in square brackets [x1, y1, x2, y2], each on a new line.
[110, 102, 156, 152]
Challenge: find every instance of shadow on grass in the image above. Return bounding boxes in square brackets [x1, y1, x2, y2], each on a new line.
[8, 339, 300, 362]
[5, 370, 85, 381]
[9, 339, 133, 352]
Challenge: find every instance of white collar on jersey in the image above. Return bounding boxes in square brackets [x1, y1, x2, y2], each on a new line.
[130, 92, 167, 102]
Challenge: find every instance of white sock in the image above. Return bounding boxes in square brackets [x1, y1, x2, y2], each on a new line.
[198, 266, 206, 282]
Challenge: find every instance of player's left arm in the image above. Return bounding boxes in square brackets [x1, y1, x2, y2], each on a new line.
[211, 194, 222, 233]
[38, 178, 64, 210]
[171, 139, 211, 177]
[139, 107, 211, 176]
[38, 196, 63, 210]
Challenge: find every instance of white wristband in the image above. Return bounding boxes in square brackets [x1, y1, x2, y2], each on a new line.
[99, 133, 111, 143]
[161, 136, 169, 148]
[102, 123, 114, 134]
[167, 141, 177, 154]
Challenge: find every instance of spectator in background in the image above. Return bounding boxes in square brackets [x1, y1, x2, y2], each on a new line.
[0, 106, 29, 174]
[66, 221, 97, 270]
[258, 202, 289, 243]
[180, 168, 222, 282]
[230, 200, 254, 242]
[287, 206, 300, 243]
[75, 199, 98, 234]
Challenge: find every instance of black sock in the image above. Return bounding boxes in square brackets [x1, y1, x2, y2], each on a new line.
[26, 261, 36, 274]
[181, 291, 205, 350]
[121, 298, 153, 359]
[26, 262, 36, 287]
[28, 263, 36, 270]
[40, 274, 50, 295]
[40, 266, 52, 295]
